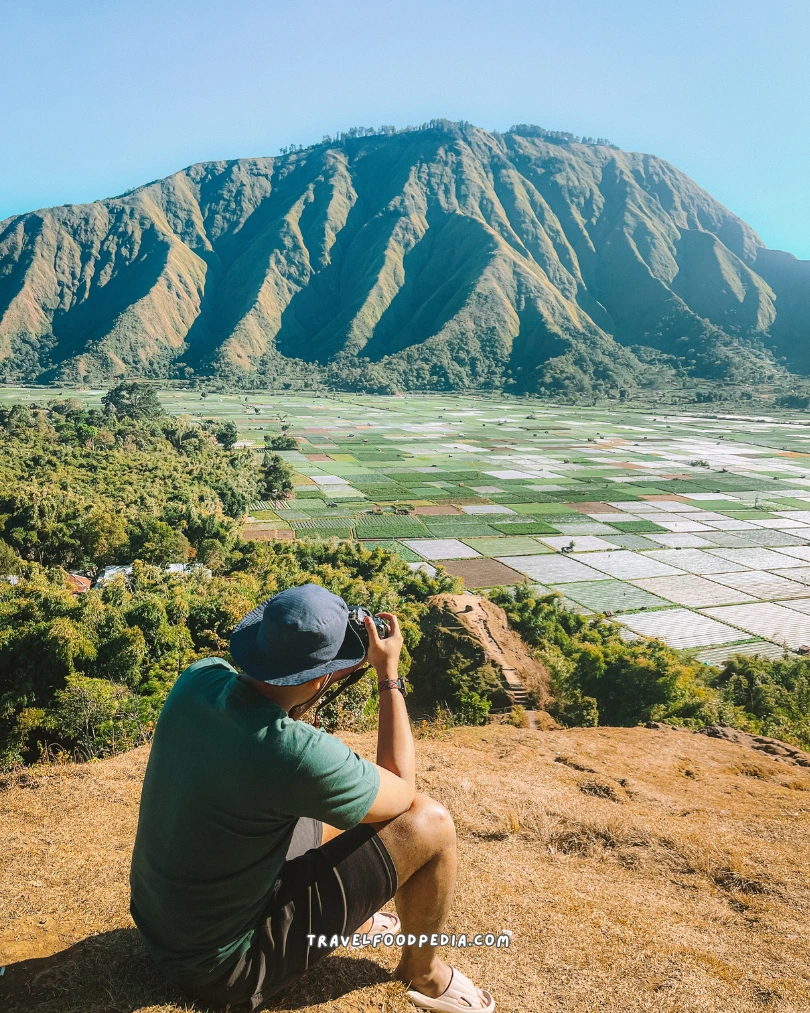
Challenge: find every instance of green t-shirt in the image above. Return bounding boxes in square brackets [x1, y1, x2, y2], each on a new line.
[129, 658, 380, 986]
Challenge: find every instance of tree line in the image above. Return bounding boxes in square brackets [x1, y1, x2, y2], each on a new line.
[0, 383, 295, 573]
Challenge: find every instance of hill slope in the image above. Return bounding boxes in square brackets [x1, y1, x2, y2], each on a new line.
[2, 725, 810, 1012]
[1, 121, 808, 393]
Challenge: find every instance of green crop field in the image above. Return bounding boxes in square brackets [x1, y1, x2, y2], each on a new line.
[7, 386, 810, 665]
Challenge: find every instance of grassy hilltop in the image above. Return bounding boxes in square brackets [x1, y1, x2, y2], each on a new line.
[1, 121, 809, 394]
[2, 725, 810, 1012]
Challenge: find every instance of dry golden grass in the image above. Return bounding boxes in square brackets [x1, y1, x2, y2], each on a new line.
[2, 725, 810, 1012]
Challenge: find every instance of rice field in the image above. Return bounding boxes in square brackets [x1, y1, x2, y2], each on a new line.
[9, 386, 810, 664]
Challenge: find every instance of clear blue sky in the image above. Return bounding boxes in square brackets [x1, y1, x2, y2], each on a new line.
[2, 0, 808, 257]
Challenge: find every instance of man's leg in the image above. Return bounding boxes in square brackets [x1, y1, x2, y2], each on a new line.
[321, 823, 399, 938]
[321, 822, 343, 844]
[326, 794, 473, 1000]
[372, 792, 457, 999]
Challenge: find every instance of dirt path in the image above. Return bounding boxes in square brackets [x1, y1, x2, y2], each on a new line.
[437, 594, 540, 715]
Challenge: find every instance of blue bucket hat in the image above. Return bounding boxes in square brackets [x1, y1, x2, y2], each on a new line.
[229, 584, 366, 685]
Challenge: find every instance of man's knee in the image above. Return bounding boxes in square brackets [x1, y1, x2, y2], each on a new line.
[376, 792, 456, 885]
[400, 792, 455, 846]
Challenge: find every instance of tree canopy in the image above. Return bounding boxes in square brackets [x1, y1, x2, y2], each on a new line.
[260, 452, 294, 500]
[0, 542, 458, 769]
[101, 382, 164, 421]
[0, 394, 257, 570]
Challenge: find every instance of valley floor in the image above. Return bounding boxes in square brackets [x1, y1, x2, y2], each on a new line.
[8, 387, 810, 663]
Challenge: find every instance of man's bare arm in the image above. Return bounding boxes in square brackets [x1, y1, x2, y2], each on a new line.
[361, 613, 416, 822]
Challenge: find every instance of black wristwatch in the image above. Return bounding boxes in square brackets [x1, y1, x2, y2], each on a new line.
[378, 677, 407, 696]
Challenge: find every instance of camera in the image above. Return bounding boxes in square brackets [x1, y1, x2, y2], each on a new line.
[347, 605, 389, 646]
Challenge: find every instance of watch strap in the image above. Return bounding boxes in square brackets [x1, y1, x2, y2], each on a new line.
[378, 677, 406, 695]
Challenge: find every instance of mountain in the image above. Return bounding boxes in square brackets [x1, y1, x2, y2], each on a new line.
[1, 120, 808, 394]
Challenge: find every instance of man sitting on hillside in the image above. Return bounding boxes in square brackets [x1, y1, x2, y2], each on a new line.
[130, 583, 494, 1012]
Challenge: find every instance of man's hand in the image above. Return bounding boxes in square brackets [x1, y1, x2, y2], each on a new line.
[364, 612, 403, 677]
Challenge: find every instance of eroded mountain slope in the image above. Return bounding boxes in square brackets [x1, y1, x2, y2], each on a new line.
[0, 122, 805, 391]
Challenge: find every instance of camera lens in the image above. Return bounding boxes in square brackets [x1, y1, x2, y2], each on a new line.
[347, 605, 388, 642]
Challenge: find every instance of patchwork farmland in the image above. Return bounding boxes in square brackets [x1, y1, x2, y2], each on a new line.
[9, 387, 810, 664]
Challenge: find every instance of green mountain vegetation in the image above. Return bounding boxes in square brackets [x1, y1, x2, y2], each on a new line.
[1, 121, 808, 395]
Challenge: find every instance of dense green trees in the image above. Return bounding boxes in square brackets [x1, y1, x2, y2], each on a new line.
[260, 452, 294, 500]
[714, 654, 810, 744]
[1, 498, 808, 768]
[127, 519, 193, 566]
[101, 382, 164, 420]
[265, 433, 298, 450]
[0, 540, 20, 575]
[486, 585, 718, 728]
[0, 390, 258, 571]
[489, 584, 810, 749]
[0, 542, 457, 768]
[214, 420, 239, 449]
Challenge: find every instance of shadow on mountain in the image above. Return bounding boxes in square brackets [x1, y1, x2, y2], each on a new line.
[510, 296, 568, 374]
[276, 134, 443, 363]
[276, 206, 402, 362]
[0, 216, 45, 326]
[755, 248, 810, 372]
[49, 226, 169, 364]
[362, 213, 499, 360]
[184, 155, 330, 368]
[671, 228, 773, 334]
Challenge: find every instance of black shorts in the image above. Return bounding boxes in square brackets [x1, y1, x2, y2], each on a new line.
[183, 818, 398, 1011]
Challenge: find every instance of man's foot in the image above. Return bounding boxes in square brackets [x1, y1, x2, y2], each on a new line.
[404, 966, 494, 1011]
[395, 957, 453, 999]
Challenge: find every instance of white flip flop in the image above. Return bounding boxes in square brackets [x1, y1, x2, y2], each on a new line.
[407, 967, 495, 1012]
[352, 910, 401, 944]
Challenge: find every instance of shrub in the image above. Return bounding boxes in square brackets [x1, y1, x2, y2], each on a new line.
[459, 690, 491, 726]
[316, 667, 379, 733]
[408, 598, 513, 719]
[46, 674, 147, 760]
[505, 704, 529, 728]
[128, 520, 192, 566]
[487, 583, 719, 729]
[713, 654, 810, 749]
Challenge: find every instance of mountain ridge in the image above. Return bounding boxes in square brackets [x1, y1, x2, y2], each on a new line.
[1, 121, 808, 394]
